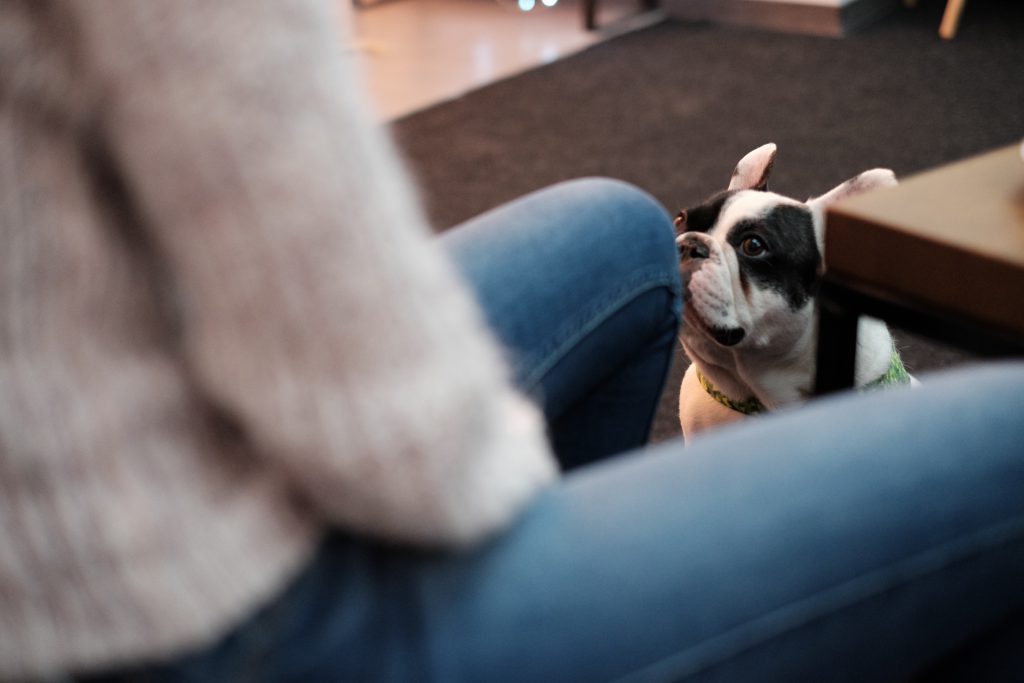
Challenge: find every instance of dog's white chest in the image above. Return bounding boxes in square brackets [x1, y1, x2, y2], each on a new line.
[678, 363, 747, 441]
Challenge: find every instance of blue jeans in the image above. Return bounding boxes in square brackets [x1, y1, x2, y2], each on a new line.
[86, 180, 1024, 682]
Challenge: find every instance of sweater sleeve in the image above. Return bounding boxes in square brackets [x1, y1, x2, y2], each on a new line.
[65, 0, 557, 545]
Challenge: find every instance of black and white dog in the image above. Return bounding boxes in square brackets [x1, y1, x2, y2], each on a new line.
[676, 143, 914, 439]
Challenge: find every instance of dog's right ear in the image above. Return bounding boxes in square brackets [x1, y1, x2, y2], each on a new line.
[728, 143, 777, 192]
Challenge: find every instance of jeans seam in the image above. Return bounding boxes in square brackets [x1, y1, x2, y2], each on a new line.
[521, 269, 681, 392]
[612, 512, 1024, 683]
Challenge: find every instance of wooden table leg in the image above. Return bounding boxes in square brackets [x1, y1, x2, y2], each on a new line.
[814, 284, 860, 396]
[939, 0, 966, 39]
[584, 0, 597, 30]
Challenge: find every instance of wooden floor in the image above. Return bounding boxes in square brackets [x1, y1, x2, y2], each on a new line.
[349, 0, 662, 120]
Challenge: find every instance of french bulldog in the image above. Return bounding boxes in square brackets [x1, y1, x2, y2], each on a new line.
[676, 143, 914, 440]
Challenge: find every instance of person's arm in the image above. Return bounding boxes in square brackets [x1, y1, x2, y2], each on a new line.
[66, 0, 556, 545]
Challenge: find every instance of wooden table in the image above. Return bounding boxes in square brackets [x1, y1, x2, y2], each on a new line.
[814, 143, 1024, 395]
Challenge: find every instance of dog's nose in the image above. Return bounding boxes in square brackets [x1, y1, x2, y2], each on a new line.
[678, 235, 710, 261]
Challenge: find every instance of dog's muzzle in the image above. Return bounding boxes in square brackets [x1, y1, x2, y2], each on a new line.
[677, 234, 711, 262]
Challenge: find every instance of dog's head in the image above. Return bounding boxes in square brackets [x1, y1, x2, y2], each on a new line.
[675, 143, 896, 366]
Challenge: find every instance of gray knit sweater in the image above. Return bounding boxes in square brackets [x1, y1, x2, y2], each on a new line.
[0, 1, 557, 677]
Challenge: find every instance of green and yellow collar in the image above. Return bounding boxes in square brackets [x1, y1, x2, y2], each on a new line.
[696, 369, 766, 415]
[697, 349, 911, 416]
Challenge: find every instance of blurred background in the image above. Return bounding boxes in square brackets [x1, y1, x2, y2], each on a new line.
[351, 0, 660, 119]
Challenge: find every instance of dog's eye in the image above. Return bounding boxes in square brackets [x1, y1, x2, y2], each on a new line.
[740, 235, 768, 257]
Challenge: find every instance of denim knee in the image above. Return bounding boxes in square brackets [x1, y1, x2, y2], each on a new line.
[558, 178, 680, 272]
[441, 177, 682, 393]
[552, 177, 682, 316]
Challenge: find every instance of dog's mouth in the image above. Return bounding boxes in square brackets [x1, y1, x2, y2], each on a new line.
[684, 302, 746, 347]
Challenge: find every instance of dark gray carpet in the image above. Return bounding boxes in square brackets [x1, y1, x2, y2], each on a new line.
[392, 0, 1024, 443]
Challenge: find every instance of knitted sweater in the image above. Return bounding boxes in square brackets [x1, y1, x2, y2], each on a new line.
[0, 1, 557, 678]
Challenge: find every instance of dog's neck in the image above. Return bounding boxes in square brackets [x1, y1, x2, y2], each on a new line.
[687, 313, 895, 410]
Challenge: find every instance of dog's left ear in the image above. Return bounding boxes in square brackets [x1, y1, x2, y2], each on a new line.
[673, 210, 688, 234]
[808, 169, 897, 210]
[728, 143, 777, 192]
